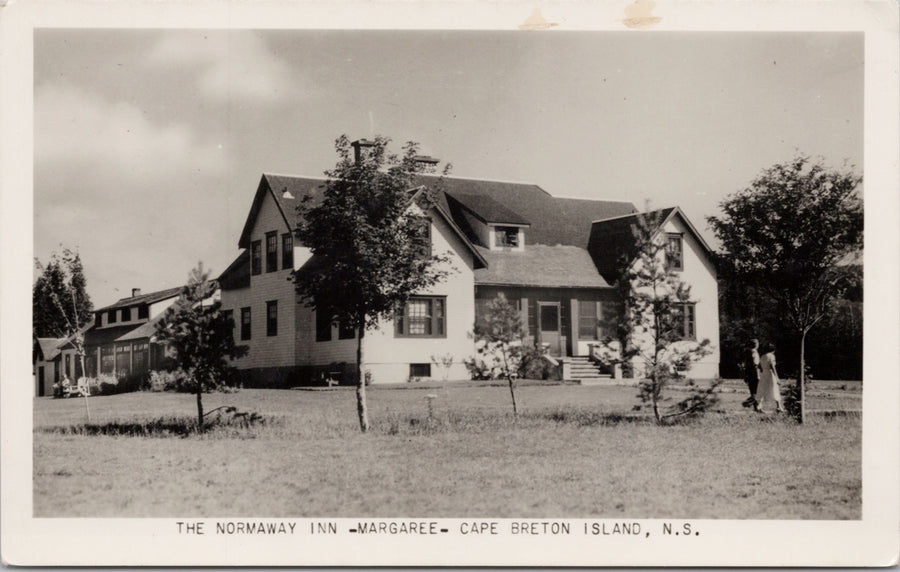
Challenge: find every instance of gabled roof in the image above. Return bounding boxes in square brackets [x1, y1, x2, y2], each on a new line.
[474, 244, 611, 289]
[115, 314, 165, 342]
[95, 286, 183, 312]
[411, 187, 488, 270]
[83, 324, 142, 347]
[415, 175, 637, 248]
[218, 250, 250, 290]
[36, 338, 66, 362]
[445, 193, 530, 226]
[237, 174, 327, 249]
[588, 207, 712, 284]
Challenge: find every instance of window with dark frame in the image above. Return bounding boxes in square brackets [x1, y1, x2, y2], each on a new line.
[494, 226, 520, 248]
[578, 301, 599, 340]
[418, 219, 432, 258]
[666, 233, 684, 270]
[122, 307, 131, 321]
[338, 319, 355, 340]
[282, 233, 293, 269]
[108, 310, 117, 324]
[240, 307, 251, 340]
[671, 302, 696, 340]
[138, 305, 149, 319]
[409, 363, 431, 378]
[95, 313, 102, 327]
[251, 240, 262, 275]
[266, 231, 278, 272]
[266, 300, 278, 336]
[395, 296, 446, 338]
[315, 309, 332, 342]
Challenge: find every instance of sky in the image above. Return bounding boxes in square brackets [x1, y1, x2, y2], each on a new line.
[34, 30, 863, 308]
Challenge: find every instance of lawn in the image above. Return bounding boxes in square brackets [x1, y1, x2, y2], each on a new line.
[33, 381, 861, 519]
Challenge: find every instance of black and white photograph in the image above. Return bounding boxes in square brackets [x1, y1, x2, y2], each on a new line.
[2, 0, 898, 566]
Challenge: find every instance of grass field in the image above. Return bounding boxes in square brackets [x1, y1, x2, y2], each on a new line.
[33, 381, 861, 519]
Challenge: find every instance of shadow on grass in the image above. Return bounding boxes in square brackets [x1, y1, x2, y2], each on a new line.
[36, 412, 273, 439]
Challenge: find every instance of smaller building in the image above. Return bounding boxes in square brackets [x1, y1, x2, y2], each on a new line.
[33, 337, 65, 397]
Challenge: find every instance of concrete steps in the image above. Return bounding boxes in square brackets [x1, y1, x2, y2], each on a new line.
[567, 356, 613, 385]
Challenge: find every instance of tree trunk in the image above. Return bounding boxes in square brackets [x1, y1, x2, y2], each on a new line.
[652, 379, 661, 424]
[507, 375, 518, 419]
[196, 378, 204, 431]
[799, 329, 807, 424]
[356, 324, 369, 433]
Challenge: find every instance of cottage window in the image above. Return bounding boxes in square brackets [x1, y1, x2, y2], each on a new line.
[240, 307, 251, 341]
[671, 303, 696, 340]
[266, 231, 278, 273]
[282, 233, 294, 270]
[108, 310, 117, 324]
[122, 307, 131, 321]
[666, 233, 683, 271]
[315, 309, 332, 342]
[132, 342, 148, 371]
[64, 354, 71, 378]
[138, 305, 149, 320]
[395, 296, 446, 338]
[95, 313, 102, 327]
[494, 226, 520, 248]
[116, 345, 131, 376]
[100, 346, 115, 374]
[266, 300, 278, 337]
[578, 301, 598, 340]
[251, 240, 262, 275]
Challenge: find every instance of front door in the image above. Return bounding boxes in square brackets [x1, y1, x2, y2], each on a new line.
[38, 366, 45, 397]
[538, 302, 561, 357]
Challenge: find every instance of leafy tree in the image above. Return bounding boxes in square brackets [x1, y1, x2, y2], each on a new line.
[294, 135, 451, 433]
[33, 248, 93, 378]
[598, 211, 714, 424]
[471, 293, 529, 418]
[707, 156, 863, 423]
[155, 262, 248, 430]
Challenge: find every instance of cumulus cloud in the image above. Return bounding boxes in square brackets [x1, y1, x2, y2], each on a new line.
[144, 31, 301, 103]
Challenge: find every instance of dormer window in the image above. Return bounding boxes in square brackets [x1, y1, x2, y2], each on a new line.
[495, 226, 520, 248]
[122, 307, 131, 321]
[666, 233, 683, 270]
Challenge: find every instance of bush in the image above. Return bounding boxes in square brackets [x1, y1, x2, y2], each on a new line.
[518, 343, 555, 380]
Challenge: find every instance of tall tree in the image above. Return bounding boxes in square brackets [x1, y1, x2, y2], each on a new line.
[707, 156, 863, 423]
[33, 249, 94, 378]
[155, 262, 248, 429]
[294, 135, 450, 433]
[599, 211, 714, 424]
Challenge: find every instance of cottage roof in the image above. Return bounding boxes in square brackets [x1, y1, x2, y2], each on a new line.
[36, 338, 66, 362]
[474, 244, 612, 289]
[83, 325, 143, 347]
[445, 193, 530, 226]
[115, 314, 165, 342]
[95, 286, 183, 312]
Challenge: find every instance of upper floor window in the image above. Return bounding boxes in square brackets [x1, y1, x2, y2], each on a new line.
[338, 319, 355, 340]
[282, 233, 294, 269]
[666, 233, 683, 271]
[138, 305, 149, 320]
[108, 310, 117, 324]
[251, 240, 262, 276]
[671, 302, 696, 340]
[266, 300, 278, 337]
[418, 220, 432, 258]
[266, 231, 278, 273]
[494, 226, 520, 248]
[395, 296, 446, 338]
[240, 307, 251, 340]
[95, 313, 102, 327]
[122, 307, 131, 321]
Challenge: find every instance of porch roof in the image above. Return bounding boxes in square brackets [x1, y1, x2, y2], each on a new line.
[474, 244, 612, 289]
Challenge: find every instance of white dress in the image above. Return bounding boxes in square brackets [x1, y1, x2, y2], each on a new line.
[756, 351, 782, 411]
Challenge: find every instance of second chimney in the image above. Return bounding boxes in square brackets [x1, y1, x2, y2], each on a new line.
[350, 139, 376, 164]
[132, 288, 142, 298]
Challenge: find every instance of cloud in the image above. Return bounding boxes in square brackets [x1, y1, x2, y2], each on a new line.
[144, 31, 301, 103]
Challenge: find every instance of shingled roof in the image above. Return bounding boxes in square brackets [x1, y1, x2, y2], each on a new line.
[36, 338, 65, 362]
[474, 244, 611, 289]
[95, 286, 183, 312]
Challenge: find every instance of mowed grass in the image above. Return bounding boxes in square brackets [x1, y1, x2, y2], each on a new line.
[33, 382, 861, 519]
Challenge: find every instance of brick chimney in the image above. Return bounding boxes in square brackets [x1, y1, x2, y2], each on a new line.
[350, 139, 376, 164]
[414, 155, 440, 174]
[132, 288, 141, 298]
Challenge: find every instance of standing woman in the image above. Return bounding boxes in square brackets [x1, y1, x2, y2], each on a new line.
[755, 343, 783, 413]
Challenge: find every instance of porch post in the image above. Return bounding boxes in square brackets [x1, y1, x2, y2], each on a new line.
[569, 297, 578, 357]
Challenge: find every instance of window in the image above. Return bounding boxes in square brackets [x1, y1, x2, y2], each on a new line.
[395, 296, 446, 337]
[266, 231, 278, 273]
[132, 342, 148, 371]
[671, 303, 696, 340]
[223, 309, 234, 329]
[494, 226, 520, 248]
[409, 363, 431, 378]
[666, 233, 683, 270]
[266, 300, 278, 337]
[108, 310, 117, 324]
[282, 233, 294, 269]
[95, 313, 102, 327]
[240, 307, 251, 340]
[138, 305, 149, 320]
[116, 345, 131, 376]
[316, 309, 332, 342]
[578, 301, 598, 340]
[64, 354, 71, 378]
[100, 346, 115, 374]
[418, 220, 432, 258]
[338, 319, 355, 340]
[251, 240, 262, 275]
[122, 307, 131, 321]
